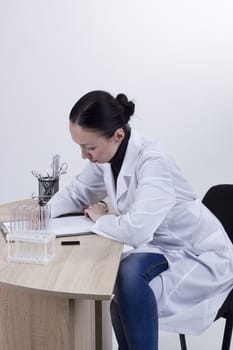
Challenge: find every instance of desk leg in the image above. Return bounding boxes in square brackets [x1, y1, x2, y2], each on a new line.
[73, 299, 113, 350]
[101, 300, 114, 350]
[95, 300, 102, 350]
[74, 299, 95, 350]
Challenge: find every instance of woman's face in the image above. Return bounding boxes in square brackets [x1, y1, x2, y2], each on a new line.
[69, 122, 124, 163]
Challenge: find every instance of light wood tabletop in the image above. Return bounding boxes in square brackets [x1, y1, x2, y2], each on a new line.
[0, 199, 124, 350]
[0, 199, 123, 299]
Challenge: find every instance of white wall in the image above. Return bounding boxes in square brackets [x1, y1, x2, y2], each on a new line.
[1, 0, 233, 204]
[0, 1, 233, 348]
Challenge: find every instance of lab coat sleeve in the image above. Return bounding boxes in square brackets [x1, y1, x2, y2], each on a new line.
[92, 152, 176, 247]
[48, 162, 107, 218]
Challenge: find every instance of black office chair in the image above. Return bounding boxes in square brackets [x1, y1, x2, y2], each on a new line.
[179, 184, 233, 350]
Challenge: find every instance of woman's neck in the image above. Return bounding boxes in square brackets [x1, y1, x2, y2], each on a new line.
[109, 125, 131, 184]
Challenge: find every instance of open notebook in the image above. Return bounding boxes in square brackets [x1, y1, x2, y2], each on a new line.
[0, 215, 94, 239]
[47, 215, 94, 237]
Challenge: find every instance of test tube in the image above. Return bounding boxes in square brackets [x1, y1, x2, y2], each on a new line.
[10, 203, 50, 233]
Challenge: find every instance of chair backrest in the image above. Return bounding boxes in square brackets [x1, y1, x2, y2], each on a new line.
[202, 184, 233, 244]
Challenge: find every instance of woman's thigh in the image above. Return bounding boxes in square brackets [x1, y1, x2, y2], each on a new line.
[118, 252, 168, 282]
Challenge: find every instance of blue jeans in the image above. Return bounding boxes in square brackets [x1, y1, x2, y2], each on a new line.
[110, 253, 168, 350]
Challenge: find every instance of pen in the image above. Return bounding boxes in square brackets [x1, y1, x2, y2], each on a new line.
[61, 240, 80, 245]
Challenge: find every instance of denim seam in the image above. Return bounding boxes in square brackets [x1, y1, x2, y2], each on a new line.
[144, 261, 168, 282]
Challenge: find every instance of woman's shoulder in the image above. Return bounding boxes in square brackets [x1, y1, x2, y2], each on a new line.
[130, 129, 169, 162]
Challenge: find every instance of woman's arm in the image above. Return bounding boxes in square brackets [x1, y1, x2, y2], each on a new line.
[90, 153, 176, 247]
[49, 162, 107, 217]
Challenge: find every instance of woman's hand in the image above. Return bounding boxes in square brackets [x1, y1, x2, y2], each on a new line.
[84, 201, 108, 222]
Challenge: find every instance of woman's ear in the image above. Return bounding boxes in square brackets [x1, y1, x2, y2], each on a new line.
[113, 128, 125, 143]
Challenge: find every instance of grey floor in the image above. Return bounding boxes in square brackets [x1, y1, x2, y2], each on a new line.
[112, 318, 233, 349]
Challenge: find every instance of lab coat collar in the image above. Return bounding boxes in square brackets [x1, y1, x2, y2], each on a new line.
[102, 130, 147, 211]
[116, 130, 144, 201]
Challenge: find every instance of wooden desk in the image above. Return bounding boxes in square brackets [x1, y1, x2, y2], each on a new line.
[0, 200, 123, 350]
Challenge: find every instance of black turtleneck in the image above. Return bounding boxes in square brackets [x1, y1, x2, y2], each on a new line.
[109, 126, 131, 185]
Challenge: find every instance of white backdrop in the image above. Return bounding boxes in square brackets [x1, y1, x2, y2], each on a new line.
[0, 1, 233, 348]
[1, 0, 233, 204]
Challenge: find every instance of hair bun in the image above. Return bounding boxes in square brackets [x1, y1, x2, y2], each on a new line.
[116, 93, 135, 121]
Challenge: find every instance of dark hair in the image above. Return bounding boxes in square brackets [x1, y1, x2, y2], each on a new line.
[69, 90, 135, 137]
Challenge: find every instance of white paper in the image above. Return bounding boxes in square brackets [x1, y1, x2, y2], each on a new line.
[1, 216, 94, 238]
[47, 216, 94, 237]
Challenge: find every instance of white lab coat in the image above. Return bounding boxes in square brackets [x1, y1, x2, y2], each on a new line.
[49, 130, 233, 335]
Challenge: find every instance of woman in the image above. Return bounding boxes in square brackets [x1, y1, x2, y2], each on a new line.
[49, 90, 233, 350]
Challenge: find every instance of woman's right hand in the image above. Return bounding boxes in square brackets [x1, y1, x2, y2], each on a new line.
[84, 201, 108, 222]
